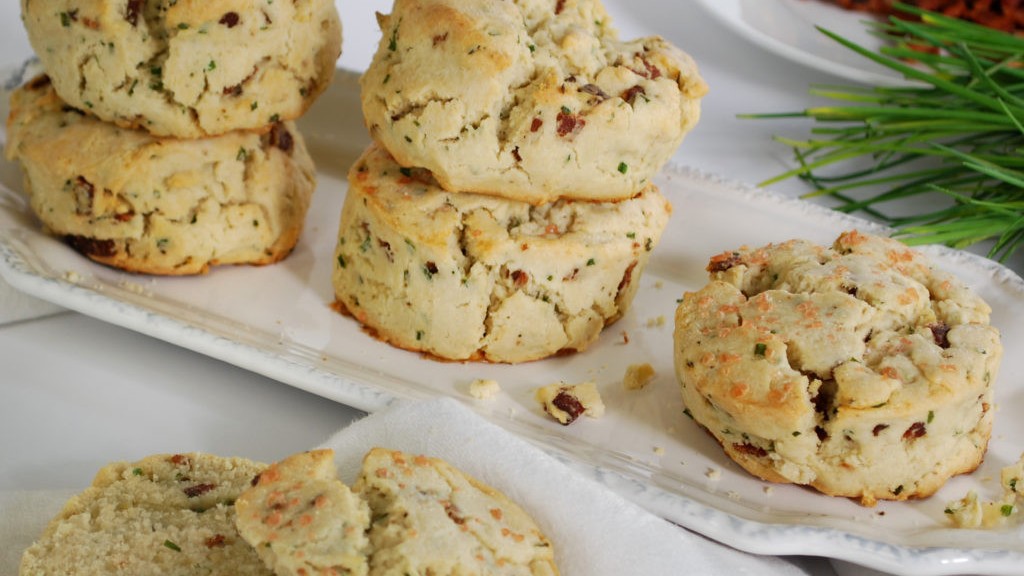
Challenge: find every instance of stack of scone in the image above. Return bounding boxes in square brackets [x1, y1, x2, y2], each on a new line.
[5, 0, 342, 275]
[333, 0, 707, 363]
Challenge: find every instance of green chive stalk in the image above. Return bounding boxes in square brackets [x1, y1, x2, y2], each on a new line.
[745, 2, 1024, 262]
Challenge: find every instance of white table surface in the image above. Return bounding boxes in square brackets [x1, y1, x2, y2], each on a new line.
[2, 2, 1019, 575]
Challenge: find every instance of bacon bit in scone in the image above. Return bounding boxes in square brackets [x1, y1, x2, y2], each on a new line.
[872, 424, 890, 436]
[555, 0, 566, 15]
[640, 54, 662, 79]
[489, 508, 503, 520]
[929, 322, 952, 349]
[552, 390, 586, 423]
[622, 85, 646, 104]
[732, 442, 768, 458]
[432, 32, 449, 46]
[555, 110, 585, 137]
[706, 251, 742, 273]
[903, 421, 927, 441]
[617, 261, 638, 292]
[580, 83, 609, 100]
[530, 117, 543, 132]
[512, 146, 523, 162]
[219, 12, 241, 28]
[204, 534, 227, 548]
[375, 467, 390, 478]
[184, 483, 217, 498]
[511, 269, 529, 287]
[250, 473, 262, 486]
[223, 84, 243, 97]
[443, 501, 465, 525]
[268, 123, 294, 153]
[125, 0, 143, 26]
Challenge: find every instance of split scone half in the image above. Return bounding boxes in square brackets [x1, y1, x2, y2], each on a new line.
[19, 453, 271, 576]
[235, 448, 559, 576]
[5, 75, 316, 275]
[673, 231, 1003, 506]
[21, 0, 342, 138]
[360, 0, 706, 204]
[332, 143, 671, 363]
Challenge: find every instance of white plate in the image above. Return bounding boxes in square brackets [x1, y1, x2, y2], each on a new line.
[3, 70, 1024, 576]
[695, 0, 907, 85]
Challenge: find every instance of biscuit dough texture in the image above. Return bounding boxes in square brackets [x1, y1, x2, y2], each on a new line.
[673, 231, 1002, 506]
[360, 0, 706, 204]
[235, 448, 559, 576]
[19, 453, 270, 576]
[21, 0, 342, 138]
[332, 144, 671, 363]
[235, 450, 371, 576]
[354, 448, 558, 576]
[6, 75, 316, 275]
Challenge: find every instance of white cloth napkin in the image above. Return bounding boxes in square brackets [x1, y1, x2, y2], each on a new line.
[0, 398, 821, 576]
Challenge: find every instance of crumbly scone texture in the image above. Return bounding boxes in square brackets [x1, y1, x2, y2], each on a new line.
[360, 0, 706, 203]
[19, 453, 270, 576]
[354, 447, 559, 576]
[21, 0, 341, 138]
[672, 230, 1002, 506]
[332, 143, 671, 363]
[235, 450, 371, 576]
[6, 75, 316, 275]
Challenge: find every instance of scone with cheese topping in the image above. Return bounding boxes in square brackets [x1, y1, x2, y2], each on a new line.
[21, 0, 342, 138]
[360, 0, 706, 203]
[332, 143, 671, 363]
[6, 75, 316, 275]
[354, 448, 558, 575]
[673, 231, 1002, 506]
[19, 453, 270, 576]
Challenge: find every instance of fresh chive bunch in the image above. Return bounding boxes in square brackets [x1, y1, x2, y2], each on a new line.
[749, 2, 1024, 262]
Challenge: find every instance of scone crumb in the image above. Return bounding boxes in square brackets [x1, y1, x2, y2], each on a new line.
[645, 316, 666, 328]
[468, 379, 501, 400]
[705, 467, 721, 481]
[653, 446, 665, 456]
[623, 363, 656, 391]
[63, 270, 80, 282]
[535, 382, 605, 425]
[945, 453, 1024, 529]
[763, 486, 774, 496]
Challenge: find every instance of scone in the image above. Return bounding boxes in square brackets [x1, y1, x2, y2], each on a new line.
[6, 75, 316, 275]
[19, 453, 270, 576]
[21, 0, 342, 138]
[235, 450, 371, 576]
[672, 231, 1002, 506]
[354, 448, 558, 575]
[360, 0, 706, 204]
[332, 143, 671, 363]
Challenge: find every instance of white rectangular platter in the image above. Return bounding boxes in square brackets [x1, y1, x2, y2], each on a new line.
[3, 70, 1023, 576]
